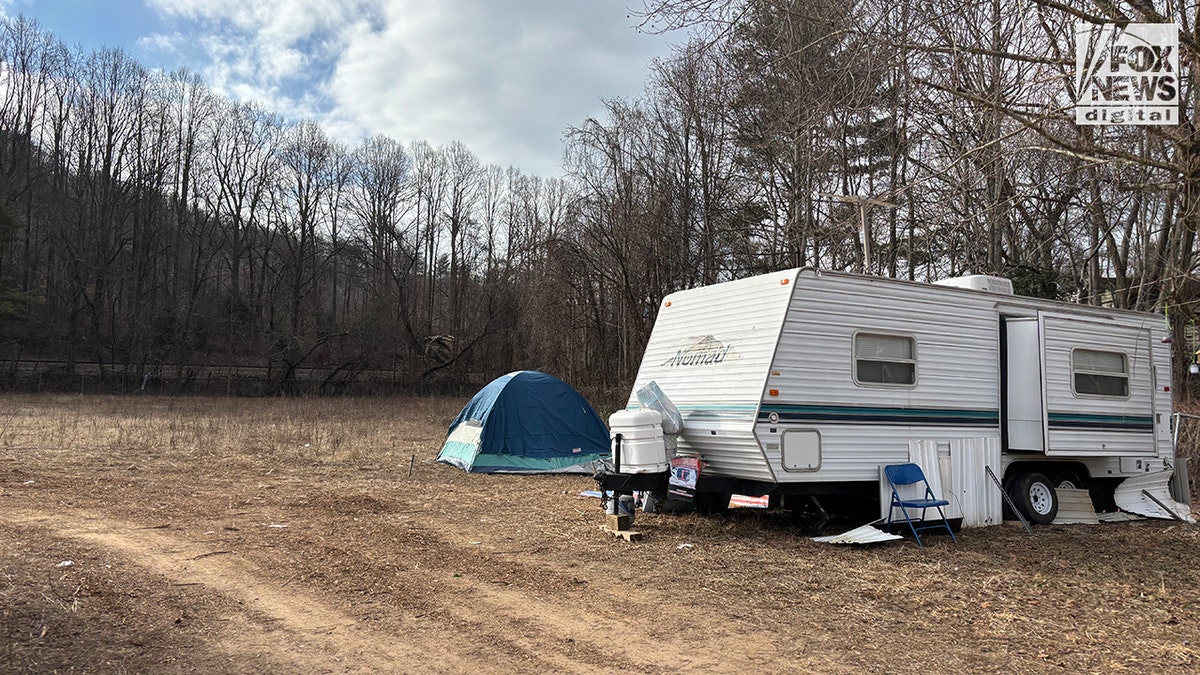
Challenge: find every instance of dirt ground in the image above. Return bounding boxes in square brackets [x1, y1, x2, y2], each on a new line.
[1, 394, 1199, 674]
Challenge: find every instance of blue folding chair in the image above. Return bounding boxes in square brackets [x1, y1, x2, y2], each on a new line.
[884, 463, 958, 547]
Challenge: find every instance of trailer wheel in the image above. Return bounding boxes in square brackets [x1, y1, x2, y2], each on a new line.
[1010, 472, 1058, 525]
[1053, 471, 1085, 491]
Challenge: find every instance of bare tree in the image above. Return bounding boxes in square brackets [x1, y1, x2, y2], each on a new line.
[0, 16, 68, 294]
[410, 140, 447, 336]
[347, 133, 417, 349]
[442, 140, 482, 334]
[277, 119, 336, 338]
[203, 99, 281, 338]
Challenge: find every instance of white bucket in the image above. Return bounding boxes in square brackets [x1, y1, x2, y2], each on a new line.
[609, 409, 667, 473]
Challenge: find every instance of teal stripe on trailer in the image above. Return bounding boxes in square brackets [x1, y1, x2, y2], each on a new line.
[1048, 412, 1153, 432]
[677, 404, 759, 411]
[757, 404, 999, 427]
[626, 404, 759, 421]
[628, 404, 759, 412]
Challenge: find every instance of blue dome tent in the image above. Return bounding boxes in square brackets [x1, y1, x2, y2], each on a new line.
[436, 371, 610, 473]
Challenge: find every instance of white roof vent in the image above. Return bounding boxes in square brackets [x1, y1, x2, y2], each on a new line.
[932, 274, 1014, 295]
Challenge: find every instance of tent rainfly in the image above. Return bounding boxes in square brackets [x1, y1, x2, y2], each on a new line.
[436, 371, 610, 473]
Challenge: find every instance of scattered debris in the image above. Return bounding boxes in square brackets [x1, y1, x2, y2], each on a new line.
[728, 494, 769, 508]
[811, 524, 903, 545]
[55, 560, 74, 568]
[676, 543, 694, 551]
[1098, 511, 1144, 523]
[1052, 488, 1099, 525]
[1113, 471, 1196, 523]
[265, 523, 289, 529]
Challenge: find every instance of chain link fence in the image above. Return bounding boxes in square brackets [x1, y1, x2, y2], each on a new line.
[0, 360, 481, 397]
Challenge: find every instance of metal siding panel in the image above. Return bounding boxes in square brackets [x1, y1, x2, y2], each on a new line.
[909, 440, 958, 519]
[1053, 489, 1100, 524]
[882, 438, 1001, 528]
[811, 525, 904, 544]
[949, 438, 1003, 527]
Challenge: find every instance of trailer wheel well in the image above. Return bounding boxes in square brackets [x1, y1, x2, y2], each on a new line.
[1003, 462, 1091, 525]
[1052, 469, 1085, 490]
[1087, 477, 1122, 513]
[1004, 462, 1120, 514]
[1004, 462, 1091, 488]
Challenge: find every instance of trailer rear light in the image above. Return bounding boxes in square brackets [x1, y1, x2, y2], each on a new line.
[780, 279, 789, 285]
[769, 389, 779, 397]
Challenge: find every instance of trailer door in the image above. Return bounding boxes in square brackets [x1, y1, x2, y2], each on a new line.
[1003, 316, 1047, 452]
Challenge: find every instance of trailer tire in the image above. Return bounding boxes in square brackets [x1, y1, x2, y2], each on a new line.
[1053, 471, 1085, 491]
[1000, 473, 1017, 520]
[1010, 472, 1058, 525]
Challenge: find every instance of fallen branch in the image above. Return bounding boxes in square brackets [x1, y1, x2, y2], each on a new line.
[190, 550, 233, 561]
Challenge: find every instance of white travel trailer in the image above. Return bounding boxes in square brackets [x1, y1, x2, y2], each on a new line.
[620, 268, 1191, 526]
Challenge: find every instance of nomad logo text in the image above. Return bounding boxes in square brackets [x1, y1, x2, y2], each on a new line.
[1075, 23, 1178, 125]
[661, 336, 734, 367]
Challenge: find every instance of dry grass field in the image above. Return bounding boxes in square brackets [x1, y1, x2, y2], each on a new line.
[2, 394, 1199, 673]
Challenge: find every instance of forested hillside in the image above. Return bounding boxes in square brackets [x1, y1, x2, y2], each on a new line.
[1, 2, 1198, 395]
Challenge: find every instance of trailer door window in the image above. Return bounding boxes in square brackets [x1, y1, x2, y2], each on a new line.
[1072, 349, 1128, 397]
[854, 333, 916, 386]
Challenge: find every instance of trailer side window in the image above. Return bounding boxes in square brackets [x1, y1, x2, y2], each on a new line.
[853, 333, 916, 386]
[1072, 349, 1129, 397]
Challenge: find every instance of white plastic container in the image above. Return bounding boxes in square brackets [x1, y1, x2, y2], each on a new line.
[636, 380, 682, 434]
[609, 409, 667, 473]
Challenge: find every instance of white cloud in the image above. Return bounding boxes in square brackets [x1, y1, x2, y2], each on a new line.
[147, 0, 374, 84]
[142, 0, 676, 175]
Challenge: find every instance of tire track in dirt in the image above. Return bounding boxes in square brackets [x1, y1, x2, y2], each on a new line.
[436, 574, 780, 673]
[6, 506, 777, 673]
[3, 508, 476, 673]
[396, 519, 783, 673]
[281, 492, 784, 672]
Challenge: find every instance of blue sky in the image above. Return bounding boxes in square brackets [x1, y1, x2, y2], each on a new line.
[1, 0, 678, 176]
[12, 1, 164, 49]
